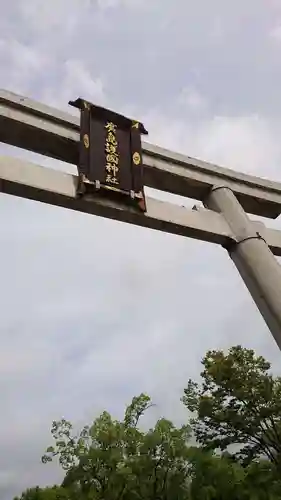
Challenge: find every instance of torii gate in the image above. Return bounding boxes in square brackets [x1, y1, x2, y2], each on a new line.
[1, 90, 281, 347]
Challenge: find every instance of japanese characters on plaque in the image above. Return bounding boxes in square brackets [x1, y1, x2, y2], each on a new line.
[69, 97, 148, 212]
[104, 121, 119, 187]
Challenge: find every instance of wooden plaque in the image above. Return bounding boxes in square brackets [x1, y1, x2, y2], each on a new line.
[69, 98, 148, 212]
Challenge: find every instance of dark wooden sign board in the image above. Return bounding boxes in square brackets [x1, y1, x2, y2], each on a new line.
[69, 98, 148, 212]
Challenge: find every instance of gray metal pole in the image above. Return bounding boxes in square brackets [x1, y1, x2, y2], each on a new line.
[205, 186, 281, 349]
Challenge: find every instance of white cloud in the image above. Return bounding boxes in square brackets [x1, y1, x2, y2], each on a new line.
[41, 59, 106, 109]
[18, 0, 91, 34]
[177, 86, 208, 112]
[0, 38, 49, 93]
[190, 115, 281, 178]
[96, 0, 149, 10]
[143, 110, 281, 180]
[269, 23, 281, 42]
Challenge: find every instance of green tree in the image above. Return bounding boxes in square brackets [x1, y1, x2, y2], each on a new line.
[41, 393, 192, 499]
[13, 485, 72, 500]
[182, 345, 281, 466]
[187, 449, 281, 500]
[15, 355, 281, 500]
[241, 460, 281, 499]
[187, 448, 246, 500]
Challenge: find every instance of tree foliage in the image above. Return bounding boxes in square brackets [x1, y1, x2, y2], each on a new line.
[188, 450, 281, 500]
[14, 486, 72, 500]
[41, 393, 191, 499]
[182, 345, 281, 466]
[15, 346, 281, 500]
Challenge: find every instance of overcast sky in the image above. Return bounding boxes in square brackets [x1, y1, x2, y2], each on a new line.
[2, 0, 281, 498]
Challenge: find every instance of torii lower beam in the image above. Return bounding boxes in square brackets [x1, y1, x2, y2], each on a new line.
[1, 155, 281, 256]
[0, 155, 234, 246]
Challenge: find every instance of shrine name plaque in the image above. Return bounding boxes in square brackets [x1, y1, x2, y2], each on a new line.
[69, 98, 148, 212]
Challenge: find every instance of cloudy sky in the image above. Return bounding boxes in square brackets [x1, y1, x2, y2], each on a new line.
[2, 0, 281, 497]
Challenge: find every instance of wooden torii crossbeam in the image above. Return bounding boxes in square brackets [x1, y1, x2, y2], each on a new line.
[1, 90, 281, 347]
